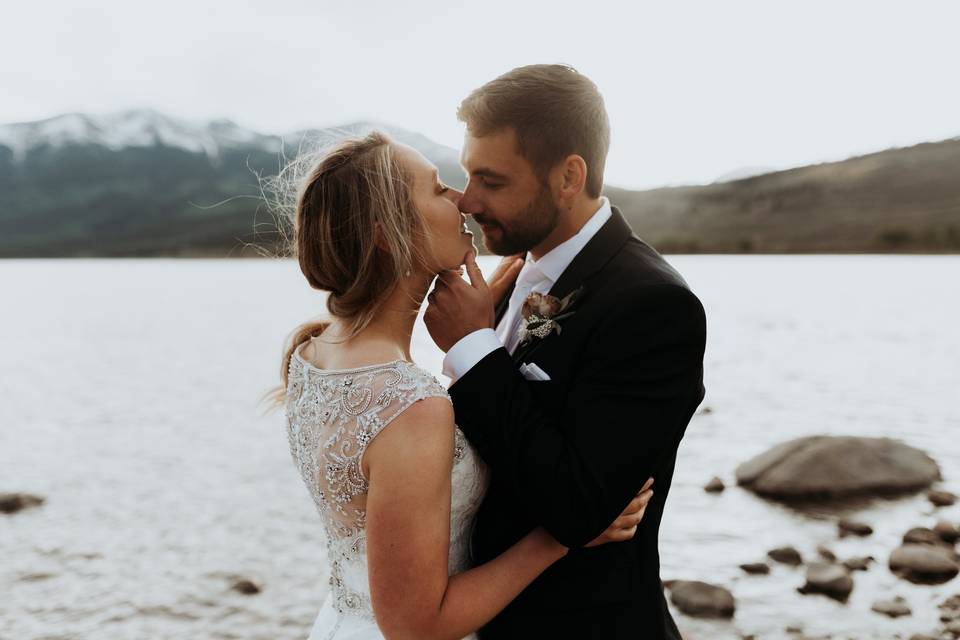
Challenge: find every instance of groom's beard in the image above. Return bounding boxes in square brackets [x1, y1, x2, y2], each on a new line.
[477, 184, 560, 256]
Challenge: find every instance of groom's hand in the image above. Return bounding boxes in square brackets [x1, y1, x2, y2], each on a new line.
[424, 250, 498, 352]
[585, 477, 655, 547]
[487, 253, 524, 307]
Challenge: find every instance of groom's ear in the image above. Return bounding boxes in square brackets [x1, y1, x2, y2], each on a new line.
[556, 154, 588, 201]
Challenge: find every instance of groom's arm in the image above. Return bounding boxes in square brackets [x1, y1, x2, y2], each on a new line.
[449, 283, 706, 549]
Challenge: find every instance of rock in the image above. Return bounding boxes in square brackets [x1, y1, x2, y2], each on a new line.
[785, 624, 804, 633]
[740, 562, 770, 575]
[904, 527, 947, 546]
[699, 406, 714, 415]
[704, 477, 725, 493]
[941, 594, 960, 610]
[889, 544, 959, 584]
[838, 518, 874, 537]
[230, 578, 261, 595]
[666, 580, 735, 618]
[0, 492, 45, 514]
[735, 436, 940, 500]
[929, 489, 958, 507]
[907, 635, 938, 640]
[768, 546, 803, 566]
[945, 619, 960, 636]
[817, 545, 837, 562]
[871, 596, 912, 617]
[934, 520, 960, 544]
[941, 595, 960, 624]
[842, 555, 874, 571]
[797, 561, 854, 601]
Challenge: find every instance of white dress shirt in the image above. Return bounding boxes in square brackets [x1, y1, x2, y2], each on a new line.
[442, 197, 613, 382]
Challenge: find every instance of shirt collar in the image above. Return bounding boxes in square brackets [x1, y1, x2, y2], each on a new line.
[527, 196, 612, 283]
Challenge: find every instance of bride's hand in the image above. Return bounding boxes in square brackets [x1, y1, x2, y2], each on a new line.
[485, 254, 524, 307]
[584, 477, 655, 547]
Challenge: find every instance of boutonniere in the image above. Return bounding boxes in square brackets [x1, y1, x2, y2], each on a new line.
[517, 286, 584, 347]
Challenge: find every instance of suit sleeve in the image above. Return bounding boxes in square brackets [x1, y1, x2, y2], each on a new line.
[448, 283, 707, 548]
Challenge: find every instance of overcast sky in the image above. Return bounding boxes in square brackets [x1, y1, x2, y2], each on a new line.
[3, 0, 958, 189]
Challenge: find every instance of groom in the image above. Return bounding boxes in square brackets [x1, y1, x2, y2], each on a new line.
[425, 64, 706, 639]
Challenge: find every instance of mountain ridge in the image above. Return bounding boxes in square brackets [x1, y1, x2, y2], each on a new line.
[1, 110, 957, 257]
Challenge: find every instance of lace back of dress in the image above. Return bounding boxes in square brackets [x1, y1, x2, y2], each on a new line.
[284, 351, 451, 617]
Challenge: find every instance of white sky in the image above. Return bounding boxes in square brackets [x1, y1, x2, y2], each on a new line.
[3, 0, 958, 189]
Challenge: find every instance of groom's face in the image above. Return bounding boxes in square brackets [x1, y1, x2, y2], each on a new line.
[458, 128, 560, 256]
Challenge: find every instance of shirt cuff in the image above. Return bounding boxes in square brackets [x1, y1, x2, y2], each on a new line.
[442, 328, 502, 382]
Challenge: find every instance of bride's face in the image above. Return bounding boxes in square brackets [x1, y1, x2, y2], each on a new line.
[395, 144, 475, 272]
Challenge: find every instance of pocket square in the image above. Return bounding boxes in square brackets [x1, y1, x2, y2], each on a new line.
[519, 362, 551, 381]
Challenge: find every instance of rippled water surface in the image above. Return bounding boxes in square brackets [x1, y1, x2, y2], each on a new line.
[1, 256, 958, 639]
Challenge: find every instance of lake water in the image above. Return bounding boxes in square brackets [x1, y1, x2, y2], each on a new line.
[1, 256, 958, 640]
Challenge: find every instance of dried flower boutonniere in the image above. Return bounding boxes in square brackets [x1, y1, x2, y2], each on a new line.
[516, 286, 584, 347]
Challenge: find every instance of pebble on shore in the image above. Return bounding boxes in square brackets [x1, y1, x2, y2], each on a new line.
[739, 562, 771, 575]
[768, 546, 803, 566]
[842, 556, 874, 572]
[0, 492, 45, 514]
[928, 489, 958, 507]
[665, 580, 735, 619]
[797, 562, 854, 602]
[230, 578, 262, 595]
[934, 520, 960, 544]
[838, 518, 874, 538]
[704, 477, 725, 493]
[871, 596, 912, 618]
[889, 544, 960, 584]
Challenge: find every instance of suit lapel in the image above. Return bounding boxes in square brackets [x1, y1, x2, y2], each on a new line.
[511, 206, 634, 363]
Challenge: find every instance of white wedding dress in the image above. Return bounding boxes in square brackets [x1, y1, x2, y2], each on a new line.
[285, 341, 489, 639]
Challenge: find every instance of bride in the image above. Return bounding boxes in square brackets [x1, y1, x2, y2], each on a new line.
[269, 131, 654, 639]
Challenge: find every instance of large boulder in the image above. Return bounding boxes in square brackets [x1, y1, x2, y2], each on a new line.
[666, 580, 735, 618]
[736, 436, 940, 500]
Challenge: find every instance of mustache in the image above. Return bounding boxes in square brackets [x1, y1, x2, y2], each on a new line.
[472, 216, 501, 228]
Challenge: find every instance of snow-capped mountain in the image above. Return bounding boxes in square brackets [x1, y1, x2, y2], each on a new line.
[0, 109, 461, 170]
[0, 109, 281, 161]
[0, 109, 468, 258]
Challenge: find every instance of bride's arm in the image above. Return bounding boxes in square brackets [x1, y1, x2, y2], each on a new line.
[363, 396, 567, 640]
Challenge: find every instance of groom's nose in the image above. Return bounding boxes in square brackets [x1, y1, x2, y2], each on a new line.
[458, 181, 483, 217]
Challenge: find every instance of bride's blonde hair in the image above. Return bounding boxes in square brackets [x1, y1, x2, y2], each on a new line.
[262, 131, 428, 409]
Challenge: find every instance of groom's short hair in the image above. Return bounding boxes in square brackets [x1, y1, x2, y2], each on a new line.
[457, 64, 610, 198]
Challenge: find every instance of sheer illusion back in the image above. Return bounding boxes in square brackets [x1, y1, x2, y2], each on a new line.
[285, 339, 488, 638]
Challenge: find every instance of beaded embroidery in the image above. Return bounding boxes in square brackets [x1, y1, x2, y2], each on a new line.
[285, 344, 476, 620]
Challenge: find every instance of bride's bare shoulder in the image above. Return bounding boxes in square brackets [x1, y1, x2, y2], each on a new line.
[363, 396, 455, 476]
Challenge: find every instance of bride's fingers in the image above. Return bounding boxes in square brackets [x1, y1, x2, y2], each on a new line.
[621, 490, 654, 515]
[463, 250, 487, 292]
[613, 510, 644, 529]
[609, 524, 639, 541]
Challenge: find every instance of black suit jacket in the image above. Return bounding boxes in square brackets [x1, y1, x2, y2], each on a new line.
[449, 206, 706, 639]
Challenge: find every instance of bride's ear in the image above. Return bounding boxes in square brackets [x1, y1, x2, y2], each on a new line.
[373, 222, 391, 253]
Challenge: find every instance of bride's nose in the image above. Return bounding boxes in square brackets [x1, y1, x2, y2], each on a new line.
[449, 187, 463, 206]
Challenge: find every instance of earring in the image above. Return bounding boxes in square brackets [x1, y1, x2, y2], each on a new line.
[404, 269, 411, 277]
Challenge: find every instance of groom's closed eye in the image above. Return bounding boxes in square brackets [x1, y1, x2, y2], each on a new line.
[470, 168, 508, 188]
